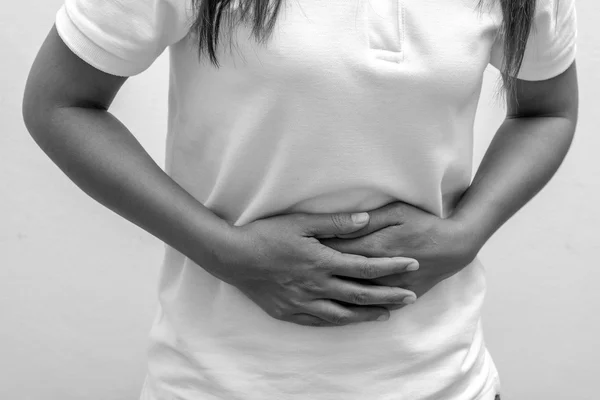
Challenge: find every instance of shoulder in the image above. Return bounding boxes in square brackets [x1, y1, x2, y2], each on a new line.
[56, 0, 196, 76]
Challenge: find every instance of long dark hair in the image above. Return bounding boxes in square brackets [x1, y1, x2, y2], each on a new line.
[190, 0, 540, 103]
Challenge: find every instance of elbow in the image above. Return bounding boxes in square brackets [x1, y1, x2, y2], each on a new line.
[22, 77, 56, 145]
[22, 102, 38, 138]
[22, 81, 42, 136]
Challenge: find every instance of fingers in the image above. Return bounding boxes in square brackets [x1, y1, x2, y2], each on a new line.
[334, 203, 403, 239]
[298, 212, 370, 237]
[292, 300, 391, 327]
[323, 278, 417, 306]
[325, 250, 419, 279]
[289, 313, 338, 327]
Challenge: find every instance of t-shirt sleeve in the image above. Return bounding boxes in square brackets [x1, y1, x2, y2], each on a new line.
[489, 0, 577, 81]
[55, 0, 193, 77]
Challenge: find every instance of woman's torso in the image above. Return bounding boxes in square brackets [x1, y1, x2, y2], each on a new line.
[145, 0, 503, 398]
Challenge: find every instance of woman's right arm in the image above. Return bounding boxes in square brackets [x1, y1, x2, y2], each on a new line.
[23, 26, 419, 327]
[22, 26, 235, 273]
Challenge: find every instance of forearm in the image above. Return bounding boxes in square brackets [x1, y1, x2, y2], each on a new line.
[25, 107, 234, 272]
[449, 115, 577, 250]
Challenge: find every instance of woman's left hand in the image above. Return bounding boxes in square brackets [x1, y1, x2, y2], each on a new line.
[317, 201, 480, 310]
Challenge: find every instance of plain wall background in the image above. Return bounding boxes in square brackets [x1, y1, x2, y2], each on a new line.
[1, 1, 598, 399]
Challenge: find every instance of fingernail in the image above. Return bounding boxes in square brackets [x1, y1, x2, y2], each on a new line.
[377, 314, 389, 321]
[351, 212, 369, 224]
[406, 261, 419, 271]
[403, 296, 416, 304]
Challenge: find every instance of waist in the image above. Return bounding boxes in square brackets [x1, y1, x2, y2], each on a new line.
[146, 256, 492, 399]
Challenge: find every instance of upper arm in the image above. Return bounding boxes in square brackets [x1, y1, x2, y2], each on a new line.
[506, 59, 578, 120]
[489, 0, 578, 120]
[23, 25, 127, 119]
[23, 0, 192, 123]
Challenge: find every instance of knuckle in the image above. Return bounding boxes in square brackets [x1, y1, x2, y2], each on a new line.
[351, 290, 370, 305]
[313, 250, 334, 272]
[299, 278, 322, 295]
[359, 259, 377, 279]
[285, 295, 305, 310]
[330, 213, 349, 232]
[330, 312, 350, 326]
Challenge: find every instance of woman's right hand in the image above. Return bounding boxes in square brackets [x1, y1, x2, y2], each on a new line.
[212, 211, 420, 327]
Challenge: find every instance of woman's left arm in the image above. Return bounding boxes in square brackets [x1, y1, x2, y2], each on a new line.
[449, 60, 579, 250]
[318, 61, 578, 303]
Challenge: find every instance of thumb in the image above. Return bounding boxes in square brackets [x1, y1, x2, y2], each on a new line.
[300, 212, 370, 238]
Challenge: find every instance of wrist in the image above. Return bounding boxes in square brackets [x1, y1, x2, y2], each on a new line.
[443, 213, 485, 263]
[187, 215, 243, 282]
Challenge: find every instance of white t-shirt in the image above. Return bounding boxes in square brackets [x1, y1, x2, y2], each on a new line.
[55, 0, 577, 399]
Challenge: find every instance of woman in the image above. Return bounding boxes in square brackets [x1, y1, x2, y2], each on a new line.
[22, 0, 578, 398]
